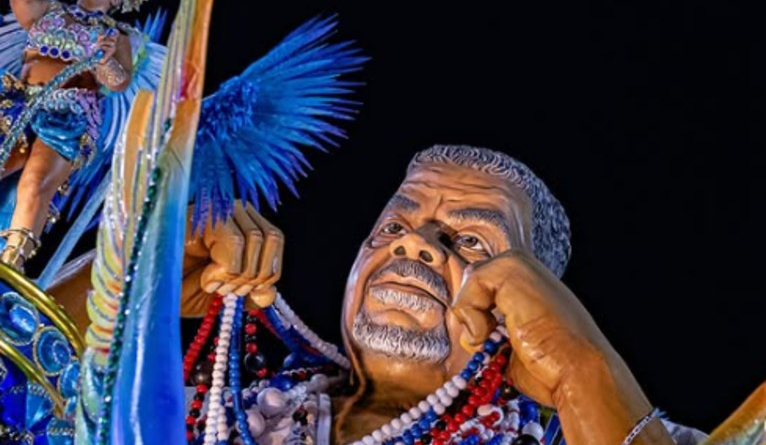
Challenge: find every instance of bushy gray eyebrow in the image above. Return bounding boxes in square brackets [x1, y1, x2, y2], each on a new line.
[386, 194, 420, 212]
[446, 208, 513, 241]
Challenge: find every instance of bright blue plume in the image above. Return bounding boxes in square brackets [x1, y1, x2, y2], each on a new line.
[190, 15, 368, 230]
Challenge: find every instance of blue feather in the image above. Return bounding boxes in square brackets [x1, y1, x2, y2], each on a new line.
[134, 9, 167, 43]
[190, 15, 368, 230]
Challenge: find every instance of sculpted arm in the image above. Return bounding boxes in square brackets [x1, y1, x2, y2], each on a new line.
[453, 250, 675, 445]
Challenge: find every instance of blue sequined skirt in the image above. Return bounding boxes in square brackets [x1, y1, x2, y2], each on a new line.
[0, 72, 100, 165]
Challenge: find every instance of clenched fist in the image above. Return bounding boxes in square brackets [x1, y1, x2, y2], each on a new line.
[452, 250, 675, 445]
[182, 201, 284, 316]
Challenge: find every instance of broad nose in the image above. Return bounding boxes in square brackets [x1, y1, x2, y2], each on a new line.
[389, 223, 447, 265]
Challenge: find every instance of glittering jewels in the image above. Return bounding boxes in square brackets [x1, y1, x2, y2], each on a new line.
[0, 291, 39, 346]
[57, 360, 80, 399]
[25, 382, 56, 431]
[46, 418, 76, 445]
[26, 1, 104, 64]
[33, 327, 72, 376]
[25, 86, 99, 116]
[0, 268, 82, 445]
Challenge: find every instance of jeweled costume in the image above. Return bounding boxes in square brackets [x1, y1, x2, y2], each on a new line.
[0, 0, 165, 270]
[1, 1, 104, 164]
[0, 0, 366, 441]
[0, 0, 164, 441]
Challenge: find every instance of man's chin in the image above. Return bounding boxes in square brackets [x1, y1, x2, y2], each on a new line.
[351, 311, 450, 363]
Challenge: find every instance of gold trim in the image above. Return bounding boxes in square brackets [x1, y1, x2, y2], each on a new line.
[0, 263, 84, 355]
[0, 337, 65, 416]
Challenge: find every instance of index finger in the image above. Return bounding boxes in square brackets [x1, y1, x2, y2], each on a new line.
[204, 216, 244, 275]
[244, 204, 284, 283]
[231, 202, 263, 279]
[451, 266, 498, 347]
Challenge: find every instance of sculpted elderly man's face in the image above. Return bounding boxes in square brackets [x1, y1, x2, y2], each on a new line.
[342, 161, 534, 380]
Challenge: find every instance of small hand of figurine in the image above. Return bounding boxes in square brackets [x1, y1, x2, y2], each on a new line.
[183, 201, 284, 313]
[452, 249, 674, 445]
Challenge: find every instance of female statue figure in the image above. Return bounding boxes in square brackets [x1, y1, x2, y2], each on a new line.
[0, 0, 148, 271]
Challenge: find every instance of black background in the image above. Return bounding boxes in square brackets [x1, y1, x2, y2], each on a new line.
[21, 0, 766, 433]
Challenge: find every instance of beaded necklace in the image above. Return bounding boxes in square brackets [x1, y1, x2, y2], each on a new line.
[181, 295, 559, 445]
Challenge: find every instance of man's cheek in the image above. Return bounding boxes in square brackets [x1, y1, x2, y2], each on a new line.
[344, 248, 386, 321]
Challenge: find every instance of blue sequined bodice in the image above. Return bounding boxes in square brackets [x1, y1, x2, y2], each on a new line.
[25, 1, 106, 63]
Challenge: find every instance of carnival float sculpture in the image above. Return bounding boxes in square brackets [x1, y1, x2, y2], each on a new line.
[0, 0, 763, 443]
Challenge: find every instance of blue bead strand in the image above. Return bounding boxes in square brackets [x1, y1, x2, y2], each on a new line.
[486, 433, 505, 445]
[388, 336, 504, 445]
[229, 297, 258, 445]
[457, 434, 481, 445]
[262, 307, 322, 362]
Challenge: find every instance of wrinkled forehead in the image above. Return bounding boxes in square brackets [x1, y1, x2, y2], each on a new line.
[396, 163, 531, 210]
[384, 162, 533, 228]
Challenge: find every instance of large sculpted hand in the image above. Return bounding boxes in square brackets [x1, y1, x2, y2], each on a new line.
[453, 250, 674, 445]
[182, 201, 284, 316]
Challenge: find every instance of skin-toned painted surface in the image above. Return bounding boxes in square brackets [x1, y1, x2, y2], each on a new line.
[48, 160, 765, 445]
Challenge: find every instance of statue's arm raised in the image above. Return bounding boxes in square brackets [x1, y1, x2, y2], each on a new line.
[452, 250, 675, 445]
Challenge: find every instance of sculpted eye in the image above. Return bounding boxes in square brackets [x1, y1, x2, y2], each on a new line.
[381, 222, 406, 236]
[453, 234, 488, 253]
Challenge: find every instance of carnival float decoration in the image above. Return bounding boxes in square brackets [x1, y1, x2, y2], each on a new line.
[0, 0, 367, 439]
[0, 0, 763, 443]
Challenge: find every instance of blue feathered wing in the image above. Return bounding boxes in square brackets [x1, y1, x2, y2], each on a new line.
[190, 15, 367, 229]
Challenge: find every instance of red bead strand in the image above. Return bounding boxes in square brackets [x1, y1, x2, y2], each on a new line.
[183, 294, 223, 382]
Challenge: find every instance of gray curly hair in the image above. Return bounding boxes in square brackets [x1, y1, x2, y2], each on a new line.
[408, 145, 572, 277]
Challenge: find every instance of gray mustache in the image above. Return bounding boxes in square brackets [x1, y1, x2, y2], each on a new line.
[370, 259, 450, 303]
[370, 287, 440, 313]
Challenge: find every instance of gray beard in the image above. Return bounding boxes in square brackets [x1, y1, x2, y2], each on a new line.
[351, 310, 450, 363]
